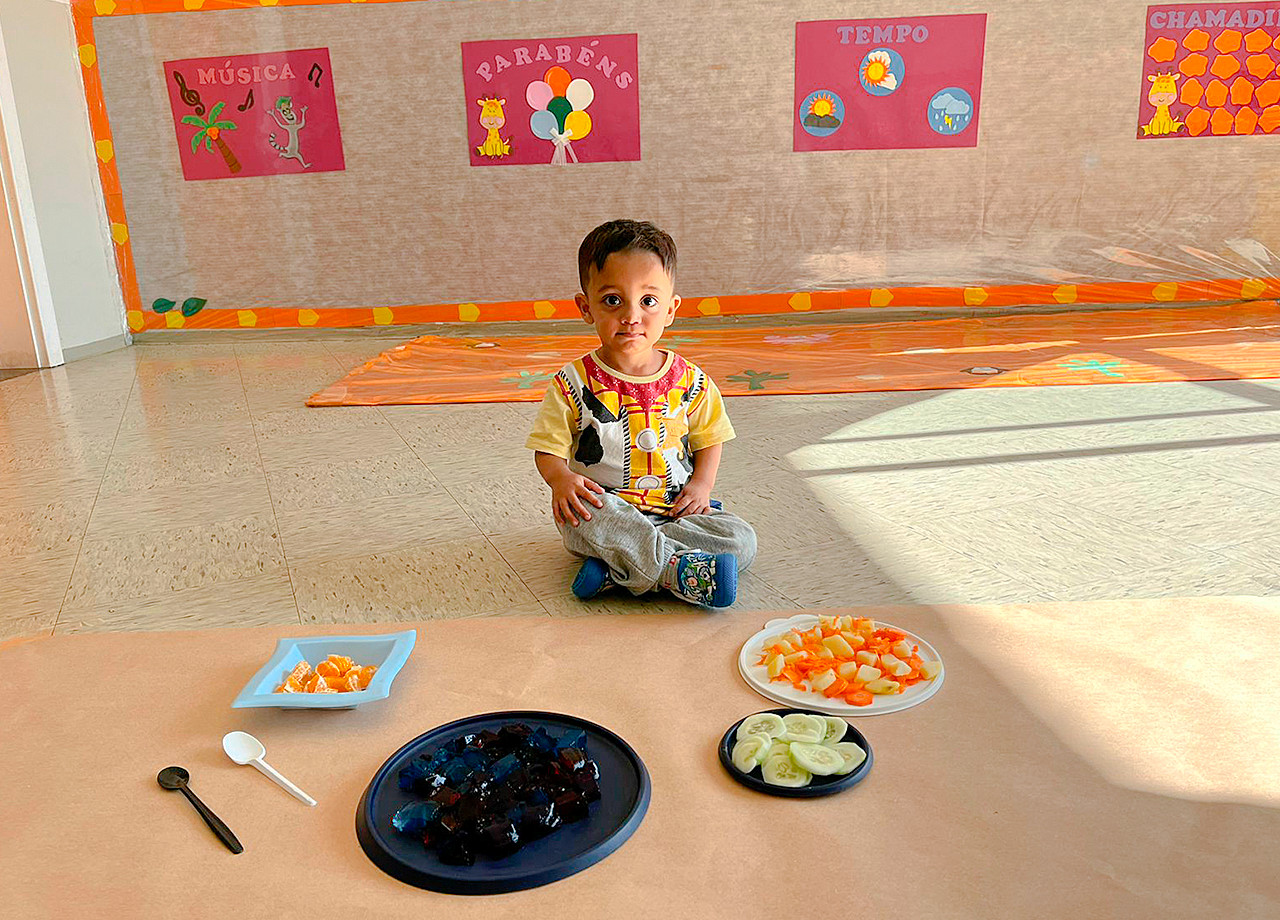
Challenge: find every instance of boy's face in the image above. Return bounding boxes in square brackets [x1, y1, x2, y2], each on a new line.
[576, 250, 680, 362]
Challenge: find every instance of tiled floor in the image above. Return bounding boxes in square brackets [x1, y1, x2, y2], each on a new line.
[2, 330, 1279, 641]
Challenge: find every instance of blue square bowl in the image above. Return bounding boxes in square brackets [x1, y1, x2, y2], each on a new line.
[232, 630, 416, 709]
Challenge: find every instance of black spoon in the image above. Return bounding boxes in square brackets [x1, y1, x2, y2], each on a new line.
[157, 766, 244, 854]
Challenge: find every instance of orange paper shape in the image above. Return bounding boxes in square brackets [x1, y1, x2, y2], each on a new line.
[1205, 79, 1231, 107]
[1247, 53, 1276, 79]
[1245, 29, 1273, 53]
[1260, 104, 1280, 132]
[1275, 32, 1280, 50]
[1148, 36, 1178, 62]
[1183, 28, 1210, 52]
[1214, 29, 1243, 53]
[1185, 106, 1210, 135]
[1211, 53, 1242, 79]
[1235, 107, 1259, 134]
[1210, 107, 1236, 134]
[1179, 52, 1209, 76]
[1180, 77, 1204, 106]
[1261, 80, 1280, 107]
[1231, 76, 1256, 105]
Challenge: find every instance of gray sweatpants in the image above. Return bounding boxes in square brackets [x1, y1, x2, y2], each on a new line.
[557, 493, 758, 595]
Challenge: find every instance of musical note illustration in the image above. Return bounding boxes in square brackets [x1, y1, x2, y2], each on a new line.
[237, 88, 254, 112]
[308, 63, 323, 88]
[173, 71, 205, 116]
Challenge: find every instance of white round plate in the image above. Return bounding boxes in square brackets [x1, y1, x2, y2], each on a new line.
[738, 614, 945, 716]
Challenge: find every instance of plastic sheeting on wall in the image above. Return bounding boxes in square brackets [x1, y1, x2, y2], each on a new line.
[75, 0, 1280, 329]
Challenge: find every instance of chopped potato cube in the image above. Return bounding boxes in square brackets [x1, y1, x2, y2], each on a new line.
[856, 663, 882, 683]
[855, 650, 879, 667]
[837, 661, 861, 680]
[919, 660, 942, 680]
[822, 635, 855, 658]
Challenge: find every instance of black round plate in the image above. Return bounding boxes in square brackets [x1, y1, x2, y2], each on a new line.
[355, 710, 650, 895]
[719, 708, 873, 798]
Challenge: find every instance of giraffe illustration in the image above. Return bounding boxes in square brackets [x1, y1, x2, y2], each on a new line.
[476, 97, 512, 158]
[1141, 73, 1184, 136]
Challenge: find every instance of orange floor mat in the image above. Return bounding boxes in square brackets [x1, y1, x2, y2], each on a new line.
[308, 303, 1280, 406]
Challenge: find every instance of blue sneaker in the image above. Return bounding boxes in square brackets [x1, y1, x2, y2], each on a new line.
[666, 552, 737, 608]
[572, 557, 615, 600]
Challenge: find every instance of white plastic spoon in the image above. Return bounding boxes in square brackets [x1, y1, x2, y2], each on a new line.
[222, 731, 317, 807]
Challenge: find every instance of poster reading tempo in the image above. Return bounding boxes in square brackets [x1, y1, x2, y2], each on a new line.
[461, 34, 640, 166]
[164, 48, 345, 181]
[1139, 4, 1280, 138]
[794, 15, 987, 152]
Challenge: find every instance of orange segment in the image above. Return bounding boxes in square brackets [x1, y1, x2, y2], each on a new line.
[288, 660, 312, 685]
[316, 661, 342, 679]
[326, 654, 355, 674]
[352, 665, 377, 689]
[343, 672, 362, 692]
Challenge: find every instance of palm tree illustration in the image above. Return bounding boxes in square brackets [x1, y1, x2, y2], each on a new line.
[182, 102, 240, 174]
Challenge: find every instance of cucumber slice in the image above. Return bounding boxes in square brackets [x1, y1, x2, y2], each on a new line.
[731, 737, 771, 773]
[736, 712, 786, 744]
[781, 713, 825, 744]
[788, 742, 845, 776]
[762, 753, 811, 788]
[764, 739, 791, 760]
[829, 741, 867, 775]
[819, 716, 847, 745]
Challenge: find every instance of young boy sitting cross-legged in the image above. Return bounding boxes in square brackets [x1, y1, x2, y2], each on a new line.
[526, 219, 757, 608]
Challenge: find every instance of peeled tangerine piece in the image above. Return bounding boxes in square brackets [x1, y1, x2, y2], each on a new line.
[327, 654, 355, 674]
[762, 754, 811, 788]
[316, 660, 343, 679]
[287, 661, 312, 685]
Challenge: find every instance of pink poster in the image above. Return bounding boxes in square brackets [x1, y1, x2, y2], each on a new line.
[1139, 4, 1280, 138]
[461, 34, 640, 166]
[164, 48, 345, 181]
[794, 16, 987, 152]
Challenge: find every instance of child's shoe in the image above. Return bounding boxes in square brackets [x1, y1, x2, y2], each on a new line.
[572, 557, 615, 600]
[664, 551, 737, 608]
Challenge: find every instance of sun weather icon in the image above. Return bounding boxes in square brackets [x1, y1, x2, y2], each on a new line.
[799, 89, 845, 137]
[859, 48, 905, 96]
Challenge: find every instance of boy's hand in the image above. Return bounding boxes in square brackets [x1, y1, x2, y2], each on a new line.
[668, 478, 713, 519]
[550, 471, 606, 527]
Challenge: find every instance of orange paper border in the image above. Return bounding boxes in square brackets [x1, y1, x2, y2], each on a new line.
[72, 0, 1280, 332]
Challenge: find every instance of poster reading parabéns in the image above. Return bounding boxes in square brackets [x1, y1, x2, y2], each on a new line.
[461, 34, 640, 166]
[1140, 4, 1280, 138]
[164, 49, 345, 181]
[794, 15, 987, 152]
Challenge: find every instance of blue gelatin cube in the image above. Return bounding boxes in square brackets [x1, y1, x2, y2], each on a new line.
[530, 728, 556, 753]
[442, 760, 470, 786]
[397, 758, 432, 792]
[491, 753, 521, 782]
[461, 749, 488, 770]
[391, 800, 439, 835]
[555, 729, 588, 753]
[428, 748, 452, 768]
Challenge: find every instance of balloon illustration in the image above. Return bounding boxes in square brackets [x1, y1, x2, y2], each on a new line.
[526, 67, 596, 165]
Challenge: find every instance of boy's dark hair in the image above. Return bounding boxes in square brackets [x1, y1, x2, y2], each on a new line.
[577, 220, 677, 292]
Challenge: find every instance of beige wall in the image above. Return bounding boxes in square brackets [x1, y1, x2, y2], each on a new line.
[94, 0, 1279, 313]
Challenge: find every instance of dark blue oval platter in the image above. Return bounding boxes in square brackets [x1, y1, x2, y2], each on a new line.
[356, 710, 650, 895]
[718, 708, 874, 798]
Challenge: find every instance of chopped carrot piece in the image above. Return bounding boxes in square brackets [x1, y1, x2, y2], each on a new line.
[848, 690, 874, 706]
[823, 678, 849, 698]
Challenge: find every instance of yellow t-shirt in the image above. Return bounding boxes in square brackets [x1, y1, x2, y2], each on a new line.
[526, 350, 735, 513]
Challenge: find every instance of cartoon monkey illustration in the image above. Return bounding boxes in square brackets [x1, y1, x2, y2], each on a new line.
[267, 96, 311, 168]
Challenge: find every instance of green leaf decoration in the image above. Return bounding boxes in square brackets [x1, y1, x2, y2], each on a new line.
[205, 136, 214, 152]
[180, 115, 205, 127]
[152, 297, 176, 314]
[726, 369, 790, 391]
[180, 297, 207, 317]
[213, 121, 237, 130]
[190, 131, 206, 154]
[209, 101, 225, 121]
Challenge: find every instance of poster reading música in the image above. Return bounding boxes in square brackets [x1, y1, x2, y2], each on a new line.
[461, 34, 640, 166]
[794, 16, 987, 152]
[164, 49, 345, 181]
[1139, 4, 1280, 138]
